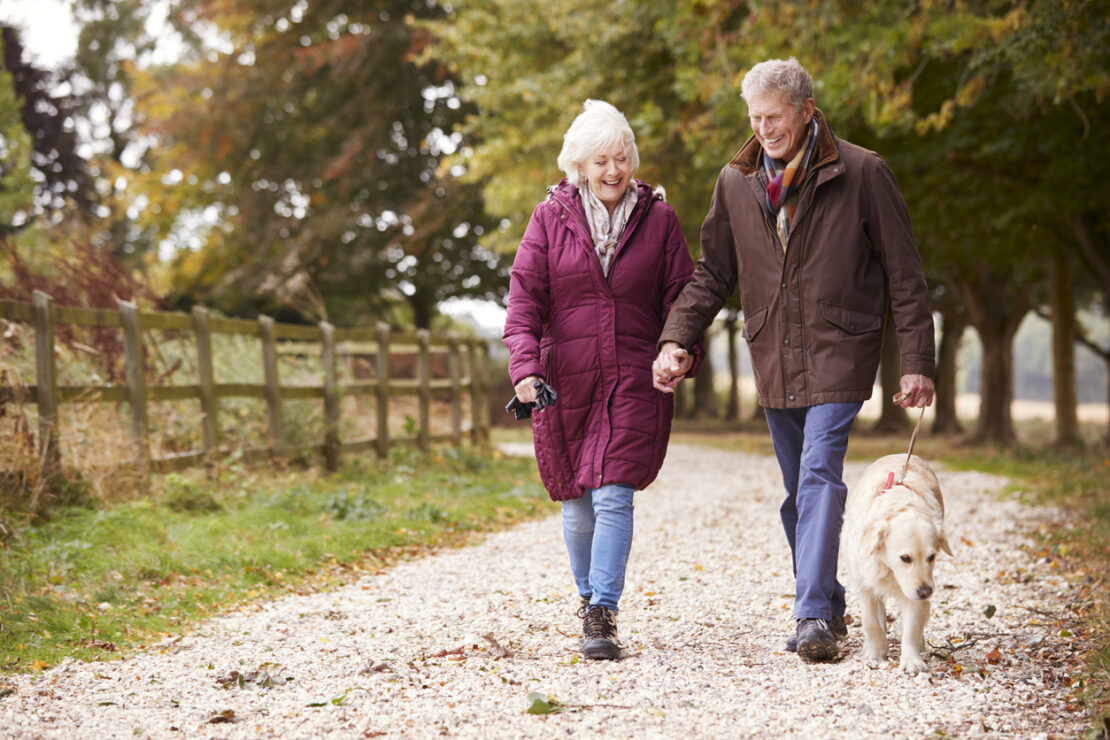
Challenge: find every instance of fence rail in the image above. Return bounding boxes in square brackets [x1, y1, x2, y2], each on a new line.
[0, 291, 491, 488]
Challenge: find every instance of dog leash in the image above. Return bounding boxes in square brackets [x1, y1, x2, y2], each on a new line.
[892, 393, 928, 485]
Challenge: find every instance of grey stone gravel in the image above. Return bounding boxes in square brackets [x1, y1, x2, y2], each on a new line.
[0, 444, 1091, 738]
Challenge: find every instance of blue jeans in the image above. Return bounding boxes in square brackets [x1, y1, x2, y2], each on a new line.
[561, 484, 636, 613]
[764, 403, 862, 621]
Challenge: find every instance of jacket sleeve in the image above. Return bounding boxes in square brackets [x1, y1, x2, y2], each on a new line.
[659, 169, 738, 350]
[659, 206, 705, 377]
[502, 203, 551, 385]
[864, 155, 936, 378]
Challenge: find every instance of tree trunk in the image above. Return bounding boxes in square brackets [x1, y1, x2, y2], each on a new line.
[957, 263, 1030, 445]
[724, 310, 740, 421]
[932, 305, 965, 435]
[691, 331, 718, 419]
[1048, 251, 1079, 447]
[871, 309, 911, 434]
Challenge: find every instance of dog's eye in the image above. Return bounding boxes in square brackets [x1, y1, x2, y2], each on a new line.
[900, 555, 912, 563]
[927, 554, 936, 563]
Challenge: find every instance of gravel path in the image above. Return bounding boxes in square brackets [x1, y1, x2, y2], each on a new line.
[0, 444, 1091, 738]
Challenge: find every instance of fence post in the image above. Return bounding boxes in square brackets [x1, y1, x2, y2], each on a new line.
[31, 290, 61, 485]
[416, 329, 430, 450]
[320, 321, 339, 472]
[118, 300, 150, 490]
[259, 315, 284, 458]
[468, 338, 481, 444]
[475, 339, 490, 442]
[192, 306, 218, 471]
[448, 335, 462, 447]
[376, 322, 390, 458]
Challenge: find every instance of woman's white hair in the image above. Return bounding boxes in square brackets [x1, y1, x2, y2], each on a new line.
[741, 58, 814, 111]
[557, 99, 639, 188]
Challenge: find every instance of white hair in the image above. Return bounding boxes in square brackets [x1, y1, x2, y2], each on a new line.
[741, 57, 814, 111]
[556, 100, 639, 188]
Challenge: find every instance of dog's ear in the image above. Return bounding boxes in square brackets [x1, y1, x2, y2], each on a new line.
[937, 529, 953, 557]
[861, 518, 889, 559]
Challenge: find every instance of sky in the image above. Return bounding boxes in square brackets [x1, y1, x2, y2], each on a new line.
[0, 0, 80, 68]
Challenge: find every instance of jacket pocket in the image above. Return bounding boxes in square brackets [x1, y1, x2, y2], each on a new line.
[741, 306, 769, 342]
[819, 301, 882, 335]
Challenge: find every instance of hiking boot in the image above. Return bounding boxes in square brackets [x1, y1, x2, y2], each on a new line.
[785, 614, 846, 652]
[794, 618, 839, 662]
[577, 604, 620, 660]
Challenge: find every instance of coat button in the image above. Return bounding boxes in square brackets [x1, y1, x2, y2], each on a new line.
[788, 394, 795, 401]
[781, 282, 787, 289]
[783, 338, 790, 346]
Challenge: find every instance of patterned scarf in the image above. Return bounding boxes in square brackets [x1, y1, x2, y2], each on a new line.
[762, 117, 819, 251]
[580, 181, 637, 277]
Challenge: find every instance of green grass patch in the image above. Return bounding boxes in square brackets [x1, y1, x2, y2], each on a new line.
[0, 445, 551, 674]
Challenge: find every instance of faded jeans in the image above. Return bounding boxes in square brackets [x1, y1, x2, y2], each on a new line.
[561, 484, 636, 613]
[764, 402, 862, 621]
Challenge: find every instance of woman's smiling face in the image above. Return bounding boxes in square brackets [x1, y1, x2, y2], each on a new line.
[747, 91, 815, 162]
[581, 141, 633, 212]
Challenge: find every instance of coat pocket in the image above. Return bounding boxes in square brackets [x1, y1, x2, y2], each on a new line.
[819, 301, 882, 335]
[741, 305, 769, 342]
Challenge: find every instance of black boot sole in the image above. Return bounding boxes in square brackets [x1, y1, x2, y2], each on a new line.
[582, 638, 620, 660]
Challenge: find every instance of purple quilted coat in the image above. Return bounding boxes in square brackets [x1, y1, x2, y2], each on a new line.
[503, 178, 698, 501]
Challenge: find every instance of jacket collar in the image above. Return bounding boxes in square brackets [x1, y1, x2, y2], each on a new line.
[728, 108, 840, 176]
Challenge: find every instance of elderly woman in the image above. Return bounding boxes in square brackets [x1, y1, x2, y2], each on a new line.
[503, 100, 698, 660]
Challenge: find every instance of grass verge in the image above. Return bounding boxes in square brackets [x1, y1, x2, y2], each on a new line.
[0, 445, 552, 675]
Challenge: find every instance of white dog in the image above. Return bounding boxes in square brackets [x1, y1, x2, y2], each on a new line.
[841, 453, 952, 675]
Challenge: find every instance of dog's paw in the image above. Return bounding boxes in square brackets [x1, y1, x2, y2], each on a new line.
[862, 641, 888, 664]
[900, 654, 928, 675]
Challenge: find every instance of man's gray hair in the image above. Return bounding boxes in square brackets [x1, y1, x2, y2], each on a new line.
[557, 99, 639, 188]
[741, 58, 814, 110]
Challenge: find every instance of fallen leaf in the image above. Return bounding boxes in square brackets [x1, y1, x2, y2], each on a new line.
[525, 691, 564, 715]
[986, 648, 1003, 664]
[207, 709, 236, 724]
[983, 604, 996, 619]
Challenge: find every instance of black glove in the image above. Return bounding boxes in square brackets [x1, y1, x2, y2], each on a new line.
[505, 379, 559, 421]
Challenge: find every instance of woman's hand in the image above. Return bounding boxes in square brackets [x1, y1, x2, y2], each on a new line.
[652, 342, 693, 393]
[514, 375, 543, 404]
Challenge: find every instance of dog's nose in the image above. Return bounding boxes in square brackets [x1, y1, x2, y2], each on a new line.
[916, 585, 933, 600]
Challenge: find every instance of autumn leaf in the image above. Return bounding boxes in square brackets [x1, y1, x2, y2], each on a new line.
[525, 691, 565, 715]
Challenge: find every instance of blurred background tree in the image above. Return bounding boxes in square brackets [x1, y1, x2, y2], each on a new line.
[2, 0, 1108, 443]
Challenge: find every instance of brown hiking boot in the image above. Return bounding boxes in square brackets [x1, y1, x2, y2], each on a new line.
[577, 604, 620, 660]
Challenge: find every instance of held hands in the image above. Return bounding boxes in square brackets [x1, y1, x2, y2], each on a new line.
[893, 373, 935, 408]
[653, 341, 693, 393]
[514, 375, 543, 404]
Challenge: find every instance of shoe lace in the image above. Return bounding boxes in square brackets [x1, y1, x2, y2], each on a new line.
[581, 606, 616, 640]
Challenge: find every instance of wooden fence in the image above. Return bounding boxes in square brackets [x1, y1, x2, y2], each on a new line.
[0, 290, 491, 488]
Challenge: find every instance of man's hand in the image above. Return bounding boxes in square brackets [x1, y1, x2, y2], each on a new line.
[514, 375, 543, 404]
[652, 341, 693, 393]
[894, 374, 935, 408]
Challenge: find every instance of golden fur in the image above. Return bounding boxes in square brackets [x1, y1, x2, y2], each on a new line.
[841, 453, 952, 675]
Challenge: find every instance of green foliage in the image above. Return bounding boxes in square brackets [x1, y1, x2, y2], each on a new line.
[0, 447, 550, 673]
[0, 56, 34, 233]
[128, 0, 506, 327]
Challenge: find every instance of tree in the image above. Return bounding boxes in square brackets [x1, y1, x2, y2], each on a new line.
[129, 0, 503, 327]
[1, 24, 97, 233]
[0, 39, 34, 234]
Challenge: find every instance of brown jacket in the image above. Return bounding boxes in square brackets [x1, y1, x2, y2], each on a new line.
[661, 110, 934, 408]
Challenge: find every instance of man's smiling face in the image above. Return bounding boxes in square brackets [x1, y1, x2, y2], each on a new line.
[747, 91, 815, 162]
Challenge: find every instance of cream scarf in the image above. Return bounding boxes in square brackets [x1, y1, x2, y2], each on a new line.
[580, 182, 637, 277]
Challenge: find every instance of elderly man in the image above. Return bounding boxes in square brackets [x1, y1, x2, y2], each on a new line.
[653, 58, 935, 662]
